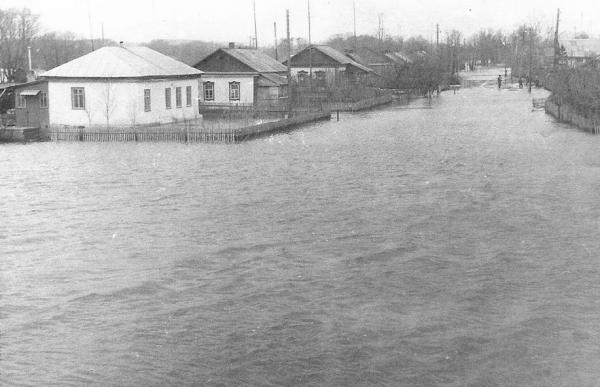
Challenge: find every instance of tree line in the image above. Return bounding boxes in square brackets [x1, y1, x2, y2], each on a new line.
[0, 6, 568, 92]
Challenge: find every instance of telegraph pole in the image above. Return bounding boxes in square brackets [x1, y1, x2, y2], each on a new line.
[274, 22, 278, 60]
[253, 0, 258, 49]
[87, 0, 95, 51]
[529, 27, 533, 93]
[554, 8, 560, 68]
[436, 23, 439, 48]
[308, 0, 312, 90]
[286, 9, 292, 115]
[353, 0, 357, 51]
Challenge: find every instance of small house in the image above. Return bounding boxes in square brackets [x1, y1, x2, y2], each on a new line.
[284, 45, 374, 88]
[13, 45, 203, 129]
[558, 39, 600, 67]
[193, 44, 288, 110]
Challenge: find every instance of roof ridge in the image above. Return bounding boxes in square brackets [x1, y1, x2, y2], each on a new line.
[123, 46, 173, 75]
[107, 47, 146, 77]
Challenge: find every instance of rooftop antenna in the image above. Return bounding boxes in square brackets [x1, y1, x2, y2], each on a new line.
[253, 0, 258, 49]
[274, 21, 278, 60]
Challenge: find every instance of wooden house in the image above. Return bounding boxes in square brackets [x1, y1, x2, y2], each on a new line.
[193, 44, 288, 110]
[559, 39, 600, 67]
[284, 45, 375, 88]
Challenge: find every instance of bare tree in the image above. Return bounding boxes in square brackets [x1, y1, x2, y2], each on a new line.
[0, 8, 38, 82]
[101, 82, 117, 128]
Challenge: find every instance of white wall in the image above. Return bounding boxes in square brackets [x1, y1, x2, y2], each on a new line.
[199, 75, 255, 106]
[47, 78, 200, 127]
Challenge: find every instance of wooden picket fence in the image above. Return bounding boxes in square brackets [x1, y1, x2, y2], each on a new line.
[49, 111, 331, 143]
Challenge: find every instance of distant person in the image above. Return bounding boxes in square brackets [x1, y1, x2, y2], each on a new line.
[518, 77, 523, 88]
[505, 68, 508, 78]
[497, 75, 502, 89]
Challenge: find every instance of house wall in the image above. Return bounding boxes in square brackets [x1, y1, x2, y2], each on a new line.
[199, 75, 255, 106]
[255, 86, 286, 108]
[47, 78, 200, 127]
[14, 82, 49, 128]
[291, 67, 346, 87]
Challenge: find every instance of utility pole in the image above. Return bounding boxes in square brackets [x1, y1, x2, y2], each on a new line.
[87, 0, 95, 51]
[529, 27, 533, 93]
[436, 23, 439, 48]
[286, 9, 292, 115]
[353, 0, 357, 51]
[253, 0, 258, 49]
[554, 8, 560, 68]
[101, 23, 105, 47]
[308, 0, 312, 90]
[377, 14, 383, 52]
[274, 22, 278, 61]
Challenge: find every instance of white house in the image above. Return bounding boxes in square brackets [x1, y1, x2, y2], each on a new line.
[15, 45, 203, 128]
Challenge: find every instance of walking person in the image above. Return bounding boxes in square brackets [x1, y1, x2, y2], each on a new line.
[497, 75, 502, 89]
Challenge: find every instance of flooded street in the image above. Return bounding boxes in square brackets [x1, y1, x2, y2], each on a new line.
[3, 74, 600, 386]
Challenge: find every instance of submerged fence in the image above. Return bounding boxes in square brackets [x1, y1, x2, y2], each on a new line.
[48, 111, 331, 143]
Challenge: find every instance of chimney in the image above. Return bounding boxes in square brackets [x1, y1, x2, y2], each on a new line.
[228, 42, 235, 49]
[27, 46, 32, 71]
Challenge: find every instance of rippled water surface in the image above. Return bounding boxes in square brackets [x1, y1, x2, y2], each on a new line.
[3, 80, 600, 386]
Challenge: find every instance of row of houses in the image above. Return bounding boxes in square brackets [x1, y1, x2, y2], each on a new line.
[4, 42, 411, 129]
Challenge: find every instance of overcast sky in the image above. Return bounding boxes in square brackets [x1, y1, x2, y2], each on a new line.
[3, 0, 600, 44]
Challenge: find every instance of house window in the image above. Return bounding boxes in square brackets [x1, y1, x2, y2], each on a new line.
[229, 82, 240, 101]
[297, 70, 308, 83]
[315, 71, 326, 86]
[175, 87, 182, 108]
[165, 87, 171, 109]
[40, 92, 48, 108]
[144, 89, 151, 112]
[16, 93, 26, 108]
[71, 87, 85, 110]
[278, 85, 288, 98]
[203, 82, 214, 101]
[186, 86, 192, 107]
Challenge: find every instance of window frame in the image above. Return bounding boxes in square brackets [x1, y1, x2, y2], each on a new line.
[165, 87, 172, 109]
[16, 93, 26, 108]
[71, 87, 85, 110]
[40, 91, 48, 108]
[144, 89, 151, 112]
[186, 86, 192, 107]
[229, 81, 240, 101]
[203, 81, 214, 101]
[175, 86, 182, 108]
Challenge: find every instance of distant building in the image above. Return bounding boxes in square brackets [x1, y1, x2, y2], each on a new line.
[559, 39, 600, 66]
[12, 45, 203, 128]
[284, 45, 375, 88]
[345, 48, 412, 78]
[193, 44, 288, 109]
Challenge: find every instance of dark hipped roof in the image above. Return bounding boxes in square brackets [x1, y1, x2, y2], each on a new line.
[289, 45, 374, 73]
[41, 46, 202, 78]
[197, 48, 287, 73]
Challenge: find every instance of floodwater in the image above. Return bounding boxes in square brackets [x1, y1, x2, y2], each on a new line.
[3, 72, 600, 386]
